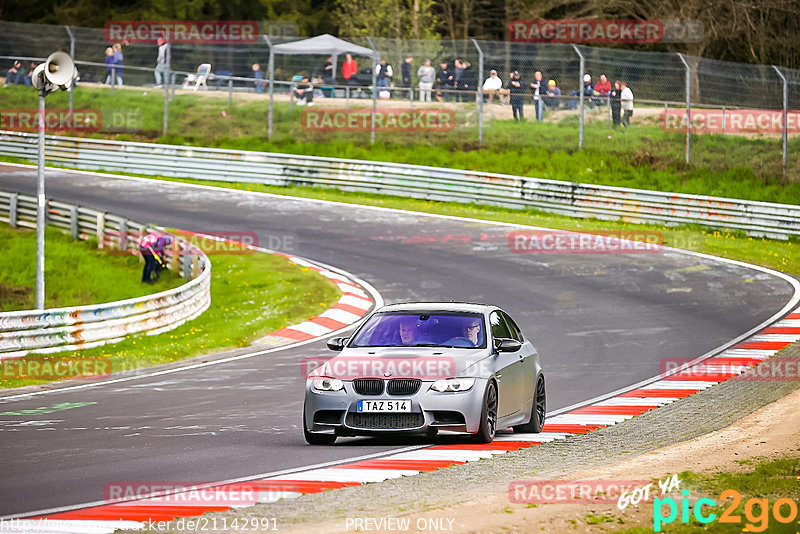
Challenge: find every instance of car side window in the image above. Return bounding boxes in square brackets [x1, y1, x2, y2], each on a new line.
[501, 312, 524, 342]
[489, 311, 512, 340]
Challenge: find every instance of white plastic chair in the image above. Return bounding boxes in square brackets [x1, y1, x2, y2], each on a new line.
[182, 63, 211, 91]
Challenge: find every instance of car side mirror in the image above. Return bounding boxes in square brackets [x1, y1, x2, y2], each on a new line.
[326, 337, 346, 351]
[495, 338, 522, 353]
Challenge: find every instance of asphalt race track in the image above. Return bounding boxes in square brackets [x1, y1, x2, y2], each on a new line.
[0, 164, 795, 517]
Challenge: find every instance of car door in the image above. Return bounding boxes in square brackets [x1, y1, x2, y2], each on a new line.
[501, 311, 536, 414]
[490, 310, 525, 418]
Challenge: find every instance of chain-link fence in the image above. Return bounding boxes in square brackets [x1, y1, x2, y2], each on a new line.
[1, 21, 798, 179]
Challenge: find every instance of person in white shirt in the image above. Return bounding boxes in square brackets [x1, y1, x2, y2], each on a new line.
[482, 69, 504, 104]
[620, 82, 634, 127]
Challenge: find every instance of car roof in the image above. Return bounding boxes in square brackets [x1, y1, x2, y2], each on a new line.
[376, 302, 494, 314]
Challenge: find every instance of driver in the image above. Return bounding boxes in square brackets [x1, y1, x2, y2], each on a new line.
[398, 318, 419, 345]
[462, 319, 481, 346]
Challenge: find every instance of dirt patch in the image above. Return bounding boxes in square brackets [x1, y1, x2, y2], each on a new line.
[0, 282, 31, 310]
[277, 384, 800, 534]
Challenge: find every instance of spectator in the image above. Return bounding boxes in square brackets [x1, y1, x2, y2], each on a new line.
[453, 59, 464, 101]
[252, 63, 264, 94]
[483, 69, 503, 103]
[509, 70, 524, 122]
[104, 47, 116, 85]
[154, 37, 170, 87]
[567, 74, 594, 109]
[529, 70, 545, 120]
[4, 61, 24, 86]
[417, 59, 435, 102]
[112, 43, 124, 85]
[321, 56, 335, 83]
[139, 232, 171, 284]
[610, 80, 622, 127]
[594, 74, 611, 97]
[294, 75, 314, 106]
[341, 53, 357, 86]
[620, 82, 634, 127]
[436, 60, 453, 102]
[376, 58, 393, 88]
[459, 61, 476, 102]
[544, 79, 561, 108]
[25, 62, 38, 87]
[402, 56, 413, 98]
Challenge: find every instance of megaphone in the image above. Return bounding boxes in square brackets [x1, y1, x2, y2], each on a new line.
[32, 51, 75, 93]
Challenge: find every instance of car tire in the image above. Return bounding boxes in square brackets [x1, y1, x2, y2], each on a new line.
[513, 375, 546, 434]
[471, 380, 498, 443]
[303, 409, 337, 445]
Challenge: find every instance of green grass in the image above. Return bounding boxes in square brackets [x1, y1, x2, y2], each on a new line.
[0, 227, 341, 389]
[0, 224, 183, 311]
[1, 84, 798, 202]
[617, 456, 800, 533]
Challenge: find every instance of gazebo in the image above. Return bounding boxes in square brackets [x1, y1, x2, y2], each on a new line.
[266, 34, 381, 140]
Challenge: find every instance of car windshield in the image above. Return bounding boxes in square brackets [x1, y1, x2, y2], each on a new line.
[350, 312, 486, 348]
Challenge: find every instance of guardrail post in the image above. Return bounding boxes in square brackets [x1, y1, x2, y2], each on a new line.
[170, 238, 179, 271]
[572, 45, 585, 149]
[70, 205, 78, 239]
[677, 53, 691, 164]
[183, 253, 191, 279]
[96, 212, 105, 249]
[9, 193, 18, 228]
[119, 219, 128, 251]
[191, 254, 199, 279]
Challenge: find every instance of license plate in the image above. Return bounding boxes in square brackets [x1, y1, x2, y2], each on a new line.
[357, 400, 411, 413]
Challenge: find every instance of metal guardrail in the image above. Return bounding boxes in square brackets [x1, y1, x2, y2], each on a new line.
[0, 189, 211, 358]
[1, 130, 799, 239]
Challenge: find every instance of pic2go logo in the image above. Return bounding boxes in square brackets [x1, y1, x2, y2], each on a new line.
[654, 489, 799, 532]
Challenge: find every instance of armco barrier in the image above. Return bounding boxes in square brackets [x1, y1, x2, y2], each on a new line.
[1, 131, 799, 238]
[0, 190, 211, 358]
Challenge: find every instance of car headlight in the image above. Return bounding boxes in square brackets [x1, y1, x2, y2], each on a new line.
[430, 378, 475, 392]
[312, 378, 344, 391]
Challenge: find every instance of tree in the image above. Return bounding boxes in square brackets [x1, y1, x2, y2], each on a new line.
[335, 0, 439, 39]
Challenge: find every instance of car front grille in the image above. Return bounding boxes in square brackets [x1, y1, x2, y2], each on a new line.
[387, 379, 421, 396]
[346, 412, 425, 429]
[353, 378, 384, 395]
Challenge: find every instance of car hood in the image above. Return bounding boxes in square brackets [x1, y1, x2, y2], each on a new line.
[309, 346, 494, 380]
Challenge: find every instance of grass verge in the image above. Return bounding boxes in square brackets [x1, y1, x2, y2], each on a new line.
[1, 230, 341, 389]
[1, 84, 798, 201]
[0, 224, 183, 311]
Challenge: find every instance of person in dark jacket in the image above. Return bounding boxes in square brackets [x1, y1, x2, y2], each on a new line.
[139, 232, 171, 284]
[610, 80, 622, 127]
[509, 70, 524, 121]
[401, 56, 413, 99]
[436, 61, 453, 102]
[458, 61, 477, 102]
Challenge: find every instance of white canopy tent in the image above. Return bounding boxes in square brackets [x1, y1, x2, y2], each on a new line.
[265, 34, 380, 141]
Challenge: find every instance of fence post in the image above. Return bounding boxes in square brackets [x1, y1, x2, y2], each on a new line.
[265, 35, 274, 140]
[110, 66, 116, 95]
[191, 254, 199, 279]
[367, 37, 378, 145]
[607, 94, 611, 127]
[228, 78, 233, 106]
[721, 106, 726, 135]
[163, 45, 170, 136]
[170, 237, 179, 271]
[65, 26, 75, 119]
[97, 213, 105, 249]
[772, 66, 788, 179]
[677, 53, 691, 164]
[473, 39, 484, 146]
[171, 72, 177, 102]
[9, 193, 18, 228]
[572, 45, 584, 149]
[70, 205, 78, 239]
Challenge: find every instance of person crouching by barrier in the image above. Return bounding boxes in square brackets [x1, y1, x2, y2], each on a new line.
[139, 232, 171, 284]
